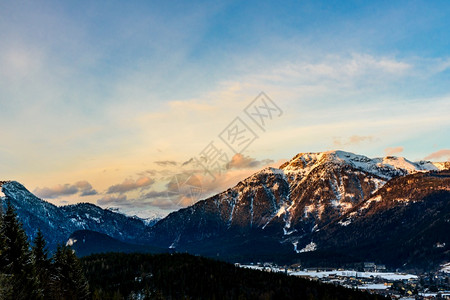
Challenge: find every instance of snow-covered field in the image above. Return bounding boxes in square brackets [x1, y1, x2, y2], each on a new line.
[358, 284, 389, 290]
[289, 270, 417, 280]
[239, 265, 417, 281]
[419, 291, 450, 297]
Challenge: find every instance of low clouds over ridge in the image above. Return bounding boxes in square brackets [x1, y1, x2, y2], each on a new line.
[136, 154, 282, 210]
[384, 146, 404, 156]
[154, 160, 178, 167]
[227, 153, 274, 169]
[333, 135, 375, 147]
[95, 153, 280, 213]
[97, 194, 127, 206]
[34, 181, 97, 199]
[106, 176, 154, 194]
[424, 149, 450, 161]
[97, 192, 177, 211]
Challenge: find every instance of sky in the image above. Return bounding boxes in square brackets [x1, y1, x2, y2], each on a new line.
[1, 0, 450, 218]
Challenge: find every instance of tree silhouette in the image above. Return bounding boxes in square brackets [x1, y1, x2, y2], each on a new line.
[51, 244, 90, 300]
[32, 229, 52, 298]
[0, 201, 41, 299]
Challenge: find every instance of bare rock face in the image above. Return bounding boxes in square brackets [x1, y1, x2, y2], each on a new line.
[147, 150, 448, 264]
[2, 150, 448, 269]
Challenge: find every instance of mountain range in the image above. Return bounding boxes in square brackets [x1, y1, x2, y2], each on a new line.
[0, 180, 155, 249]
[1, 150, 449, 271]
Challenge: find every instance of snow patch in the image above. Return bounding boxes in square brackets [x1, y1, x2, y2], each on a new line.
[276, 205, 287, 217]
[303, 205, 315, 217]
[435, 242, 446, 248]
[66, 238, 77, 246]
[297, 241, 317, 253]
[441, 263, 450, 273]
[338, 219, 351, 226]
[270, 168, 286, 176]
[393, 198, 410, 203]
[292, 241, 299, 252]
[359, 195, 382, 211]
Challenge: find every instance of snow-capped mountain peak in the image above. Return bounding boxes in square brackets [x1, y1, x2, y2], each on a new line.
[280, 150, 442, 180]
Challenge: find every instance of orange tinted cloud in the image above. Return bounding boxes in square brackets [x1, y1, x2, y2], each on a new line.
[227, 153, 274, 169]
[34, 181, 97, 199]
[97, 194, 127, 206]
[384, 146, 404, 156]
[106, 176, 154, 194]
[333, 135, 374, 146]
[424, 149, 450, 161]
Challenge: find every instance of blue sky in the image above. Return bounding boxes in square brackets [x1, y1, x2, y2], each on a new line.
[1, 0, 449, 217]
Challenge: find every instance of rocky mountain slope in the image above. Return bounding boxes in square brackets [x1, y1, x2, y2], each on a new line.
[0, 181, 153, 249]
[147, 151, 442, 243]
[309, 171, 450, 270]
[146, 151, 449, 269]
[1, 150, 448, 270]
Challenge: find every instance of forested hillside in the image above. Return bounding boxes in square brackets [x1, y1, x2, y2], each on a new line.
[81, 252, 387, 300]
[1, 200, 386, 299]
[0, 202, 89, 300]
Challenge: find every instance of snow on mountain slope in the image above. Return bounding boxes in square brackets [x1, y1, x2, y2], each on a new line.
[280, 150, 441, 180]
[149, 150, 447, 251]
[2, 150, 448, 264]
[433, 161, 450, 171]
[309, 170, 450, 269]
[0, 181, 155, 249]
[180, 151, 448, 264]
[441, 263, 450, 273]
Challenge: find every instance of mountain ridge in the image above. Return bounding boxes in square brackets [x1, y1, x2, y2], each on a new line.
[1, 150, 449, 269]
[148, 150, 447, 240]
[0, 181, 154, 249]
[145, 150, 449, 269]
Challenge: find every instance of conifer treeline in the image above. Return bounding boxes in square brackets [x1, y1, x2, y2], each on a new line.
[1, 200, 387, 300]
[0, 202, 89, 300]
[82, 253, 388, 300]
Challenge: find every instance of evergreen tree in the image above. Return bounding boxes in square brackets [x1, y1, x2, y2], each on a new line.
[0, 204, 6, 270]
[0, 201, 41, 299]
[0, 209, 13, 300]
[32, 229, 52, 298]
[50, 244, 89, 300]
[0, 203, 90, 300]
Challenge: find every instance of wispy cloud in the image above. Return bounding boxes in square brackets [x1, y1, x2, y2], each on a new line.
[227, 153, 274, 169]
[333, 135, 375, 147]
[97, 194, 127, 206]
[146, 156, 283, 208]
[3, 1, 450, 219]
[154, 160, 178, 167]
[98, 192, 177, 211]
[424, 149, 450, 161]
[34, 181, 97, 199]
[106, 177, 154, 194]
[142, 190, 168, 199]
[34, 184, 77, 199]
[384, 146, 404, 156]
